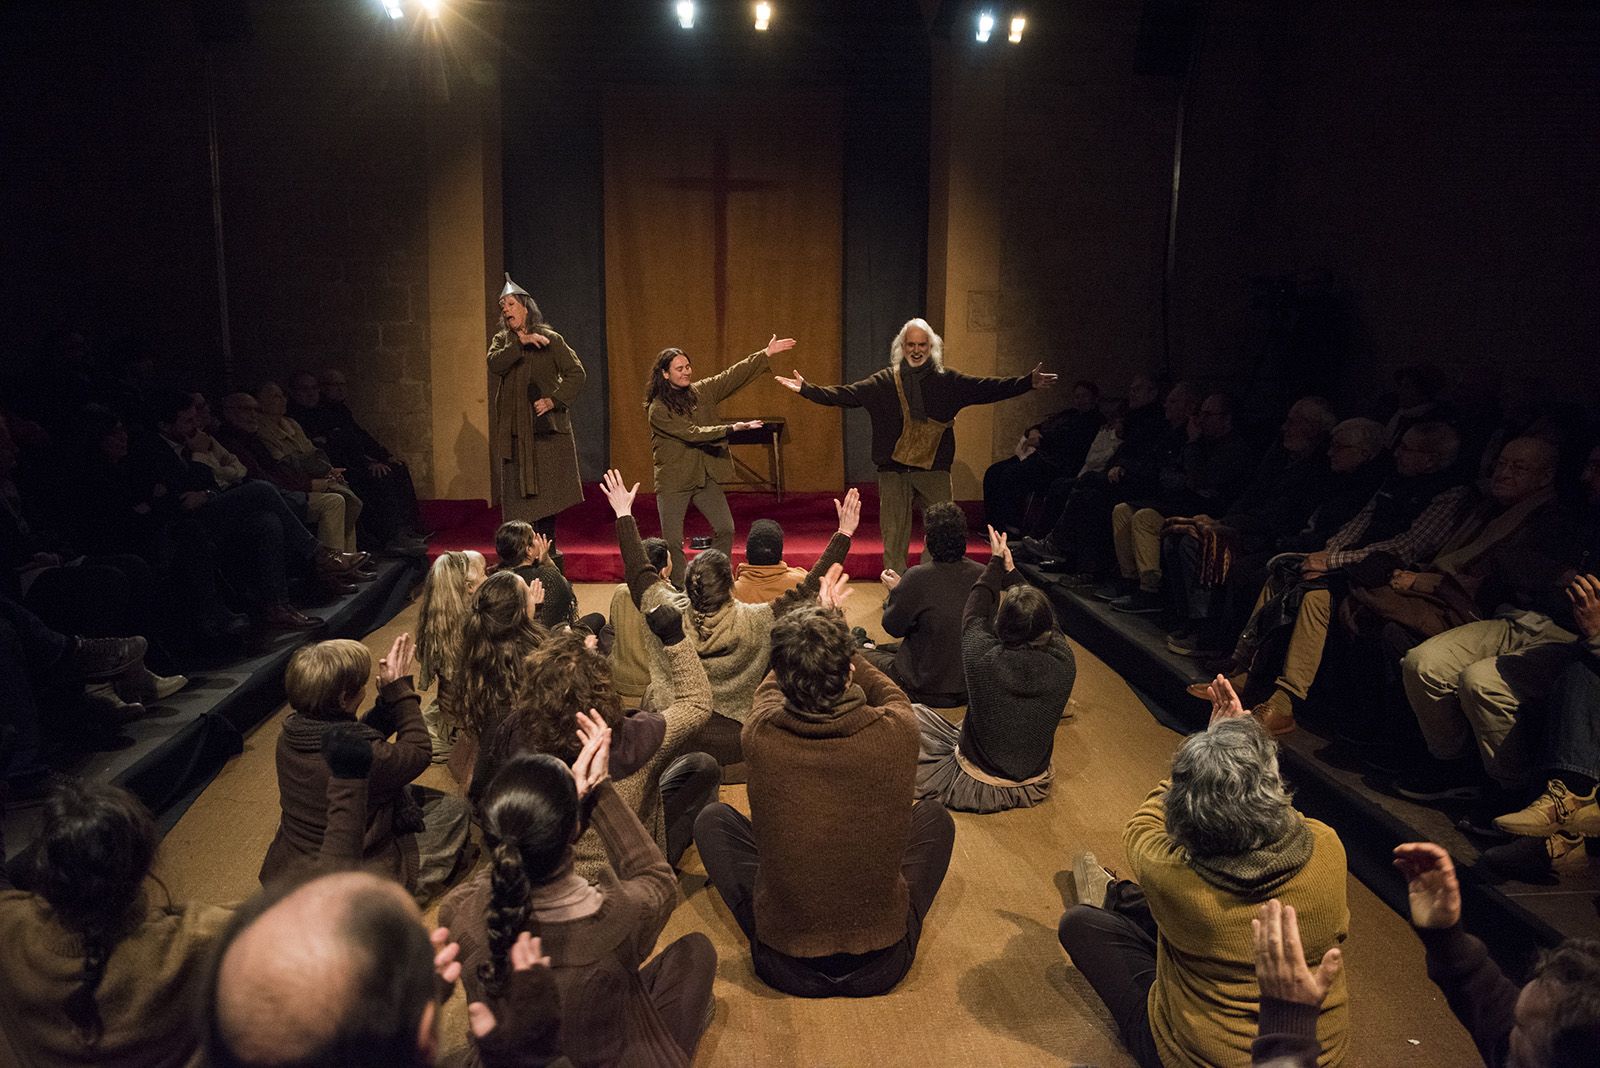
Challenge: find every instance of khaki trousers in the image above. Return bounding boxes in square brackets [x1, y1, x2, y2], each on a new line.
[1401, 617, 1577, 787]
[1275, 588, 1331, 701]
[879, 469, 953, 576]
[306, 488, 362, 553]
[1111, 504, 1165, 588]
[657, 481, 735, 586]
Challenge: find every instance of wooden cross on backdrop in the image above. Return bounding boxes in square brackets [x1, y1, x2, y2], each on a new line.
[665, 134, 780, 358]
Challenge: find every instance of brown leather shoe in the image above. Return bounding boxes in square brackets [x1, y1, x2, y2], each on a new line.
[1186, 672, 1248, 702]
[1251, 690, 1297, 736]
[315, 549, 365, 575]
[262, 603, 324, 630]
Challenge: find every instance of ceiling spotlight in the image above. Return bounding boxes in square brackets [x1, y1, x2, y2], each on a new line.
[676, 1, 695, 29]
[976, 12, 994, 43]
[381, 0, 404, 19]
[754, 2, 771, 31]
[1008, 15, 1025, 43]
[421, 0, 442, 18]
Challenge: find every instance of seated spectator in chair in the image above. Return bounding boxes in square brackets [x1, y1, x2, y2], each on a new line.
[1076, 398, 1127, 481]
[495, 520, 578, 629]
[217, 391, 365, 557]
[441, 737, 712, 1068]
[187, 392, 249, 490]
[1105, 390, 1258, 614]
[1161, 397, 1338, 655]
[208, 867, 565, 1068]
[694, 577, 956, 998]
[983, 378, 1104, 535]
[1059, 677, 1348, 1068]
[1377, 362, 1454, 447]
[259, 634, 471, 905]
[600, 469, 856, 766]
[605, 535, 672, 701]
[917, 527, 1075, 812]
[309, 367, 429, 554]
[868, 500, 983, 708]
[732, 519, 808, 604]
[1203, 421, 1474, 737]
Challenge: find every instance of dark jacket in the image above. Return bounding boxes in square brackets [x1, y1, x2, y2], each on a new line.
[881, 557, 986, 705]
[1220, 446, 1333, 553]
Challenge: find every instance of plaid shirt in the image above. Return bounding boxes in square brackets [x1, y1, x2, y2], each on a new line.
[1324, 484, 1473, 568]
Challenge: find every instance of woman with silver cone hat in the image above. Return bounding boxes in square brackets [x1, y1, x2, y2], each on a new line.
[488, 273, 586, 541]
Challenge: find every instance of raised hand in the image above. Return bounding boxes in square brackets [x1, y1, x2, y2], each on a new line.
[764, 335, 797, 357]
[1207, 674, 1247, 725]
[1252, 899, 1342, 1007]
[774, 370, 807, 393]
[377, 632, 414, 686]
[572, 708, 611, 798]
[1029, 363, 1058, 390]
[529, 531, 551, 564]
[600, 468, 639, 518]
[525, 577, 544, 617]
[880, 568, 901, 591]
[1392, 842, 1462, 930]
[818, 562, 853, 610]
[834, 486, 861, 537]
[1567, 574, 1600, 640]
[468, 933, 556, 1040]
[986, 525, 1014, 571]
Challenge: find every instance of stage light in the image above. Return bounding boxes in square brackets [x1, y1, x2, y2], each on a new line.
[976, 12, 994, 42]
[380, 0, 404, 20]
[754, 2, 771, 31]
[676, 1, 695, 29]
[1008, 15, 1025, 43]
[421, 0, 442, 19]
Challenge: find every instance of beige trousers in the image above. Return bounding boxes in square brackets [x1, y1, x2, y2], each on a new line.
[1111, 504, 1166, 589]
[879, 469, 953, 576]
[306, 487, 362, 553]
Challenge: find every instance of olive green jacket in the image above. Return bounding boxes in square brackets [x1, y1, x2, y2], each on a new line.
[648, 349, 769, 494]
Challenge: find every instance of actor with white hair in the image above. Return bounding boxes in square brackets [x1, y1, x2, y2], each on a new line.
[776, 317, 1056, 574]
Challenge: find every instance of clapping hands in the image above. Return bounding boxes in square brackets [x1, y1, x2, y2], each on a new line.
[376, 632, 414, 687]
[818, 563, 853, 611]
[1206, 674, 1247, 726]
[1252, 898, 1342, 1008]
[1392, 842, 1462, 930]
[834, 487, 861, 537]
[572, 708, 611, 799]
[986, 525, 1015, 571]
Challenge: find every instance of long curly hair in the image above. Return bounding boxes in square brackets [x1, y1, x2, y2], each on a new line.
[455, 571, 546, 739]
[491, 632, 621, 769]
[416, 551, 484, 691]
[642, 347, 697, 417]
[477, 754, 586, 997]
[24, 779, 162, 1048]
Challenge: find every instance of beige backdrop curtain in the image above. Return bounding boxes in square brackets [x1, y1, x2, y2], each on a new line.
[603, 87, 844, 493]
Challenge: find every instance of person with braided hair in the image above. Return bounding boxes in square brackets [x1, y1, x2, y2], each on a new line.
[439, 715, 717, 1068]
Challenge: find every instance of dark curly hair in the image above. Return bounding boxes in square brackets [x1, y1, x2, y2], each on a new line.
[25, 779, 161, 1047]
[496, 631, 620, 767]
[922, 501, 969, 563]
[642, 537, 671, 575]
[769, 606, 855, 713]
[643, 347, 697, 417]
[477, 754, 586, 997]
[685, 549, 734, 639]
[995, 584, 1058, 646]
[1527, 939, 1600, 1068]
[456, 571, 547, 739]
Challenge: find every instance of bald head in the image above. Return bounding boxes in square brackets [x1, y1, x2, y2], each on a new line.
[210, 872, 436, 1068]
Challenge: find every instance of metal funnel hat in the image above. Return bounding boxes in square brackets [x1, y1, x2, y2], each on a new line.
[499, 272, 531, 299]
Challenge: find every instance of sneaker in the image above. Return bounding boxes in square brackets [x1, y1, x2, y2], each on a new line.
[1481, 831, 1589, 880]
[84, 682, 149, 726]
[1251, 690, 1297, 737]
[120, 668, 188, 703]
[1394, 758, 1484, 803]
[1493, 779, 1600, 838]
[1110, 590, 1163, 615]
[69, 636, 147, 679]
[1071, 851, 1115, 910]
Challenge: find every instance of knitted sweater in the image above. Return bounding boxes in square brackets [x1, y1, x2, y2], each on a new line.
[607, 582, 653, 699]
[881, 557, 986, 704]
[958, 560, 1076, 781]
[1126, 780, 1349, 1068]
[743, 654, 920, 957]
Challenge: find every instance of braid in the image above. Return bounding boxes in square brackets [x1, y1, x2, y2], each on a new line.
[480, 840, 535, 999]
[63, 934, 112, 1046]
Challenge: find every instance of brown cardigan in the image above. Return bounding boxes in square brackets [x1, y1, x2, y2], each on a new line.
[742, 653, 920, 958]
[438, 782, 687, 1068]
[258, 677, 432, 890]
[489, 327, 586, 499]
[647, 350, 769, 494]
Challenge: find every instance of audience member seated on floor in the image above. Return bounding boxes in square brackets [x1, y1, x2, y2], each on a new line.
[694, 573, 957, 998]
[475, 614, 718, 877]
[452, 571, 549, 785]
[416, 550, 487, 765]
[1021, 379, 1196, 582]
[732, 519, 808, 603]
[1391, 841, 1600, 1068]
[0, 739, 372, 1067]
[295, 367, 430, 554]
[259, 634, 471, 905]
[605, 535, 672, 701]
[1376, 362, 1455, 447]
[495, 520, 580, 629]
[441, 730, 715, 1068]
[0, 599, 150, 801]
[1104, 390, 1259, 615]
[1205, 421, 1474, 737]
[1160, 397, 1339, 657]
[217, 391, 365, 556]
[128, 390, 369, 630]
[209, 869, 566, 1068]
[602, 468, 857, 766]
[982, 378, 1104, 535]
[1059, 676, 1349, 1068]
[916, 527, 1075, 812]
[186, 392, 249, 490]
[867, 500, 984, 708]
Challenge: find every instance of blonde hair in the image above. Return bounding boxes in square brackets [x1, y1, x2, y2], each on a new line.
[416, 551, 482, 690]
[284, 639, 372, 720]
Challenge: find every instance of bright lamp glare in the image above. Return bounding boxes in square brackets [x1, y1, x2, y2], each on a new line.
[422, 0, 442, 19]
[976, 12, 994, 42]
[1008, 15, 1025, 42]
[755, 2, 771, 31]
[381, 0, 404, 19]
[676, 1, 695, 29]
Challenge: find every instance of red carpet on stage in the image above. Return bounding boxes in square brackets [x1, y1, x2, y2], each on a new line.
[420, 485, 990, 583]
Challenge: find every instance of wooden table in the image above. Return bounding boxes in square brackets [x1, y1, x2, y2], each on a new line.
[723, 417, 786, 500]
